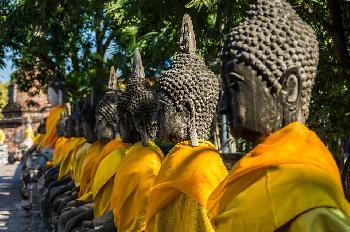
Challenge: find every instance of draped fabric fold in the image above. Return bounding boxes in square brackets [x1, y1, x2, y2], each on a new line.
[58, 137, 86, 179]
[72, 142, 91, 185]
[90, 138, 130, 183]
[207, 122, 350, 231]
[38, 106, 66, 149]
[112, 141, 164, 231]
[89, 138, 130, 217]
[52, 137, 68, 165]
[78, 140, 105, 198]
[145, 140, 228, 231]
[92, 147, 129, 217]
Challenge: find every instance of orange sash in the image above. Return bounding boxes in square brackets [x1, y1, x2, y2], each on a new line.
[207, 122, 350, 231]
[146, 140, 228, 224]
[112, 141, 164, 230]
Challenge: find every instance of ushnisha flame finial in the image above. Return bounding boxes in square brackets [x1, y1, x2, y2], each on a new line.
[108, 66, 119, 91]
[133, 48, 145, 79]
[179, 14, 196, 54]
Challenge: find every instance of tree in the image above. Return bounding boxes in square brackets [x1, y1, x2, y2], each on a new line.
[106, 0, 350, 159]
[1, 0, 349, 160]
[0, 0, 131, 101]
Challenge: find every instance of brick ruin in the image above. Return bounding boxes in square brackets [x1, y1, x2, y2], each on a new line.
[0, 81, 50, 155]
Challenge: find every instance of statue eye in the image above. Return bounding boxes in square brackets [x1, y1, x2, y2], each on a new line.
[228, 72, 244, 82]
[227, 72, 243, 89]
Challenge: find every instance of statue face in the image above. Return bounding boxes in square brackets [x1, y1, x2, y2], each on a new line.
[47, 87, 60, 106]
[220, 62, 282, 142]
[75, 117, 83, 137]
[119, 117, 138, 143]
[64, 118, 76, 138]
[157, 95, 189, 143]
[133, 117, 143, 137]
[96, 119, 115, 142]
[82, 120, 96, 143]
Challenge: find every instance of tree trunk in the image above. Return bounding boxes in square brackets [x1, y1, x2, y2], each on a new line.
[327, 0, 350, 70]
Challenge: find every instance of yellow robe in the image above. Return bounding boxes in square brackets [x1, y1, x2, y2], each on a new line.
[207, 122, 350, 232]
[78, 138, 129, 202]
[145, 140, 228, 232]
[91, 138, 130, 218]
[72, 142, 91, 185]
[112, 141, 164, 231]
[38, 106, 66, 149]
[78, 141, 105, 199]
[58, 137, 86, 179]
[52, 137, 68, 165]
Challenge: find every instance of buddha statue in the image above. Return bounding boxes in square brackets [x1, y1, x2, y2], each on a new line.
[51, 99, 98, 216]
[82, 49, 164, 232]
[58, 69, 130, 232]
[20, 118, 35, 152]
[57, 107, 87, 181]
[81, 95, 98, 144]
[47, 73, 66, 107]
[40, 110, 79, 230]
[42, 112, 69, 187]
[145, 14, 228, 232]
[39, 105, 88, 229]
[49, 112, 82, 204]
[42, 110, 70, 182]
[207, 0, 350, 231]
[77, 93, 105, 202]
[38, 76, 67, 150]
[20, 118, 47, 200]
[43, 107, 79, 193]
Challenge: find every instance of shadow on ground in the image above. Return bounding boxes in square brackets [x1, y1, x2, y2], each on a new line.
[0, 162, 30, 231]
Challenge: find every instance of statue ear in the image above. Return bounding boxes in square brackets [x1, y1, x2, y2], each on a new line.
[280, 67, 302, 125]
[185, 99, 199, 147]
[142, 130, 148, 147]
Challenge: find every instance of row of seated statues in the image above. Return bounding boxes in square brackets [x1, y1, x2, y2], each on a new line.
[22, 1, 350, 231]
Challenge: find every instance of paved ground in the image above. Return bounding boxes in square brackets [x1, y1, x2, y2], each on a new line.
[0, 162, 31, 231]
[0, 162, 43, 232]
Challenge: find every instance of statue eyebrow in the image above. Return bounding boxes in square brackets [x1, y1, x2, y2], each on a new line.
[227, 71, 244, 82]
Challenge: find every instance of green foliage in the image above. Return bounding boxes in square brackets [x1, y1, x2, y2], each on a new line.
[1, 0, 128, 100]
[1, 0, 349, 158]
[0, 80, 9, 119]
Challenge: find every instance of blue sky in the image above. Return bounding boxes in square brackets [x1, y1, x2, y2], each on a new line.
[0, 58, 14, 82]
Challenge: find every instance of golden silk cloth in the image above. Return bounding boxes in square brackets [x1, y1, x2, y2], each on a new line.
[145, 140, 228, 232]
[207, 122, 350, 232]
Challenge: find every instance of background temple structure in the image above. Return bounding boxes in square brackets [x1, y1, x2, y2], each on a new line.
[0, 80, 50, 156]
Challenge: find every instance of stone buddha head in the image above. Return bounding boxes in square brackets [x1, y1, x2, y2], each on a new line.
[47, 71, 66, 107]
[95, 68, 120, 142]
[118, 49, 156, 146]
[73, 103, 83, 137]
[156, 14, 220, 146]
[81, 93, 98, 143]
[63, 105, 77, 138]
[63, 116, 76, 138]
[219, 0, 319, 142]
